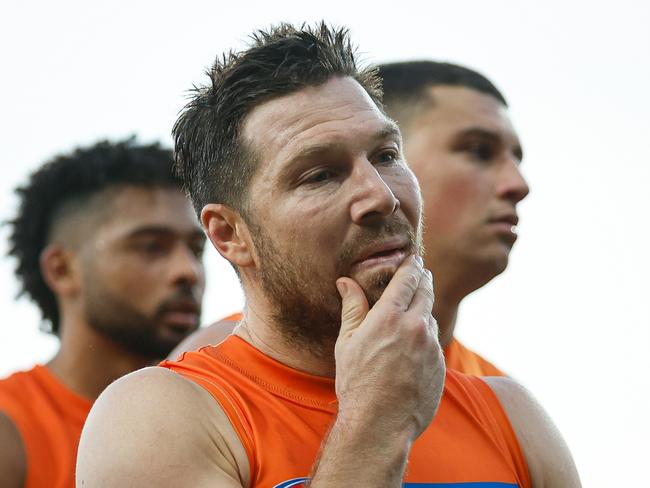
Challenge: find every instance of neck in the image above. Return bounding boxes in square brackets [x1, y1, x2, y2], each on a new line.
[428, 258, 488, 349]
[237, 280, 467, 377]
[47, 315, 154, 400]
[235, 304, 337, 378]
[433, 294, 460, 350]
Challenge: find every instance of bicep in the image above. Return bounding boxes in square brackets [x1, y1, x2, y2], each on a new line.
[484, 376, 581, 488]
[0, 411, 26, 488]
[76, 367, 247, 487]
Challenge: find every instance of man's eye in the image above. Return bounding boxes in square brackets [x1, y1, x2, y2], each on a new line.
[190, 241, 206, 258]
[376, 150, 398, 164]
[135, 240, 168, 256]
[304, 169, 336, 184]
[465, 142, 495, 161]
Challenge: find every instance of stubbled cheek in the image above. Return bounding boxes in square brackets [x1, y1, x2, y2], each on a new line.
[284, 203, 337, 241]
[299, 200, 330, 220]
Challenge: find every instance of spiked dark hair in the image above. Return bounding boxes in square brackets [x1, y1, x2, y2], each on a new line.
[7, 137, 180, 334]
[378, 61, 508, 129]
[173, 22, 382, 217]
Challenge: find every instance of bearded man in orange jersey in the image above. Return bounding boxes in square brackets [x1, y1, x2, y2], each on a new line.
[170, 61, 528, 377]
[78, 24, 580, 487]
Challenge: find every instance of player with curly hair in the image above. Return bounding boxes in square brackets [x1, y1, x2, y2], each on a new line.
[0, 138, 206, 488]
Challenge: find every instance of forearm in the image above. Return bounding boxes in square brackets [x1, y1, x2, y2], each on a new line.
[309, 414, 414, 487]
[312, 259, 442, 486]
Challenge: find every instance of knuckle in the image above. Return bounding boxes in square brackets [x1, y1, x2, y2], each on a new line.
[404, 272, 420, 291]
[414, 315, 429, 331]
[425, 268, 434, 284]
[341, 305, 362, 322]
[427, 315, 439, 334]
[423, 285, 434, 303]
[403, 314, 429, 338]
[387, 298, 407, 313]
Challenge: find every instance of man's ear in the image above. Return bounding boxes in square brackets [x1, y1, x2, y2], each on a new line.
[201, 203, 255, 268]
[39, 244, 82, 297]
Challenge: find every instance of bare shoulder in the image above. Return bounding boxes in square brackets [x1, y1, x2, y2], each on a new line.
[0, 411, 26, 488]
[77, 366, 249, 487]
[483, 376, 581, 488]
[167, 319, 239, 359]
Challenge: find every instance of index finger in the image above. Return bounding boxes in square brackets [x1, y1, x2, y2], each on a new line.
[371, 254, 423, 313]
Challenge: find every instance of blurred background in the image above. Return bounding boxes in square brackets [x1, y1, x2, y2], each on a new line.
[1, 1, 648, 485]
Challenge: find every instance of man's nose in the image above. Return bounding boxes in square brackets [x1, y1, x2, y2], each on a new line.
[169, 245, 204, 288]
[497, 158, 530, 204]
[349, 160, 400, 225]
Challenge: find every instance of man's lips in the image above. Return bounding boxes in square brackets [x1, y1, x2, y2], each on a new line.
[160, 300, 200, 330]
[351, 238, 410, 272]
[487, 213, 519, 238]
[490, 213, 519, 226]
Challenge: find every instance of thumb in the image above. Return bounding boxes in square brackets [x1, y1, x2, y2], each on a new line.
[336, 277, 369, 339]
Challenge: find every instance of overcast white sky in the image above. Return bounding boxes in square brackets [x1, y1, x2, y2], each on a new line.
[1, 1, 648, 485]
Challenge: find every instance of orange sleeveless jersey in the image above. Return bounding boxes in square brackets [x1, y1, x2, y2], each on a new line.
[221, 313, 504, 377]
[0, 365, 93, 488]
[222, 312, 244, 322]
[161, 336, 530, 487]
[445, 338, 505, 376]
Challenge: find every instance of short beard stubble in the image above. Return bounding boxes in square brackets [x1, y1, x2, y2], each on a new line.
[250, 217, 422, 358]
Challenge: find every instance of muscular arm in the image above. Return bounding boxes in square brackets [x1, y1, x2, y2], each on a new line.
[0, 411, 26, 488]
[79, 257, 442, 487]
[309, 412, 414, 486]
[76, 367, 250, 487]
[484, 377, 581, 488]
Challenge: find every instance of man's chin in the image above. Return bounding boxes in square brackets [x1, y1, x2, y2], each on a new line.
[483, 242, 512, 270]
[353, 268, 395, 307]
[462, 247, 510, 287]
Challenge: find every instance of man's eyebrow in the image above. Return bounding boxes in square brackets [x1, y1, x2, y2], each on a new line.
[454, 126, 524, 161]
[376, 121, 402, 142]
[125, 225, 205, 240]
[284, 121, 403, 168]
